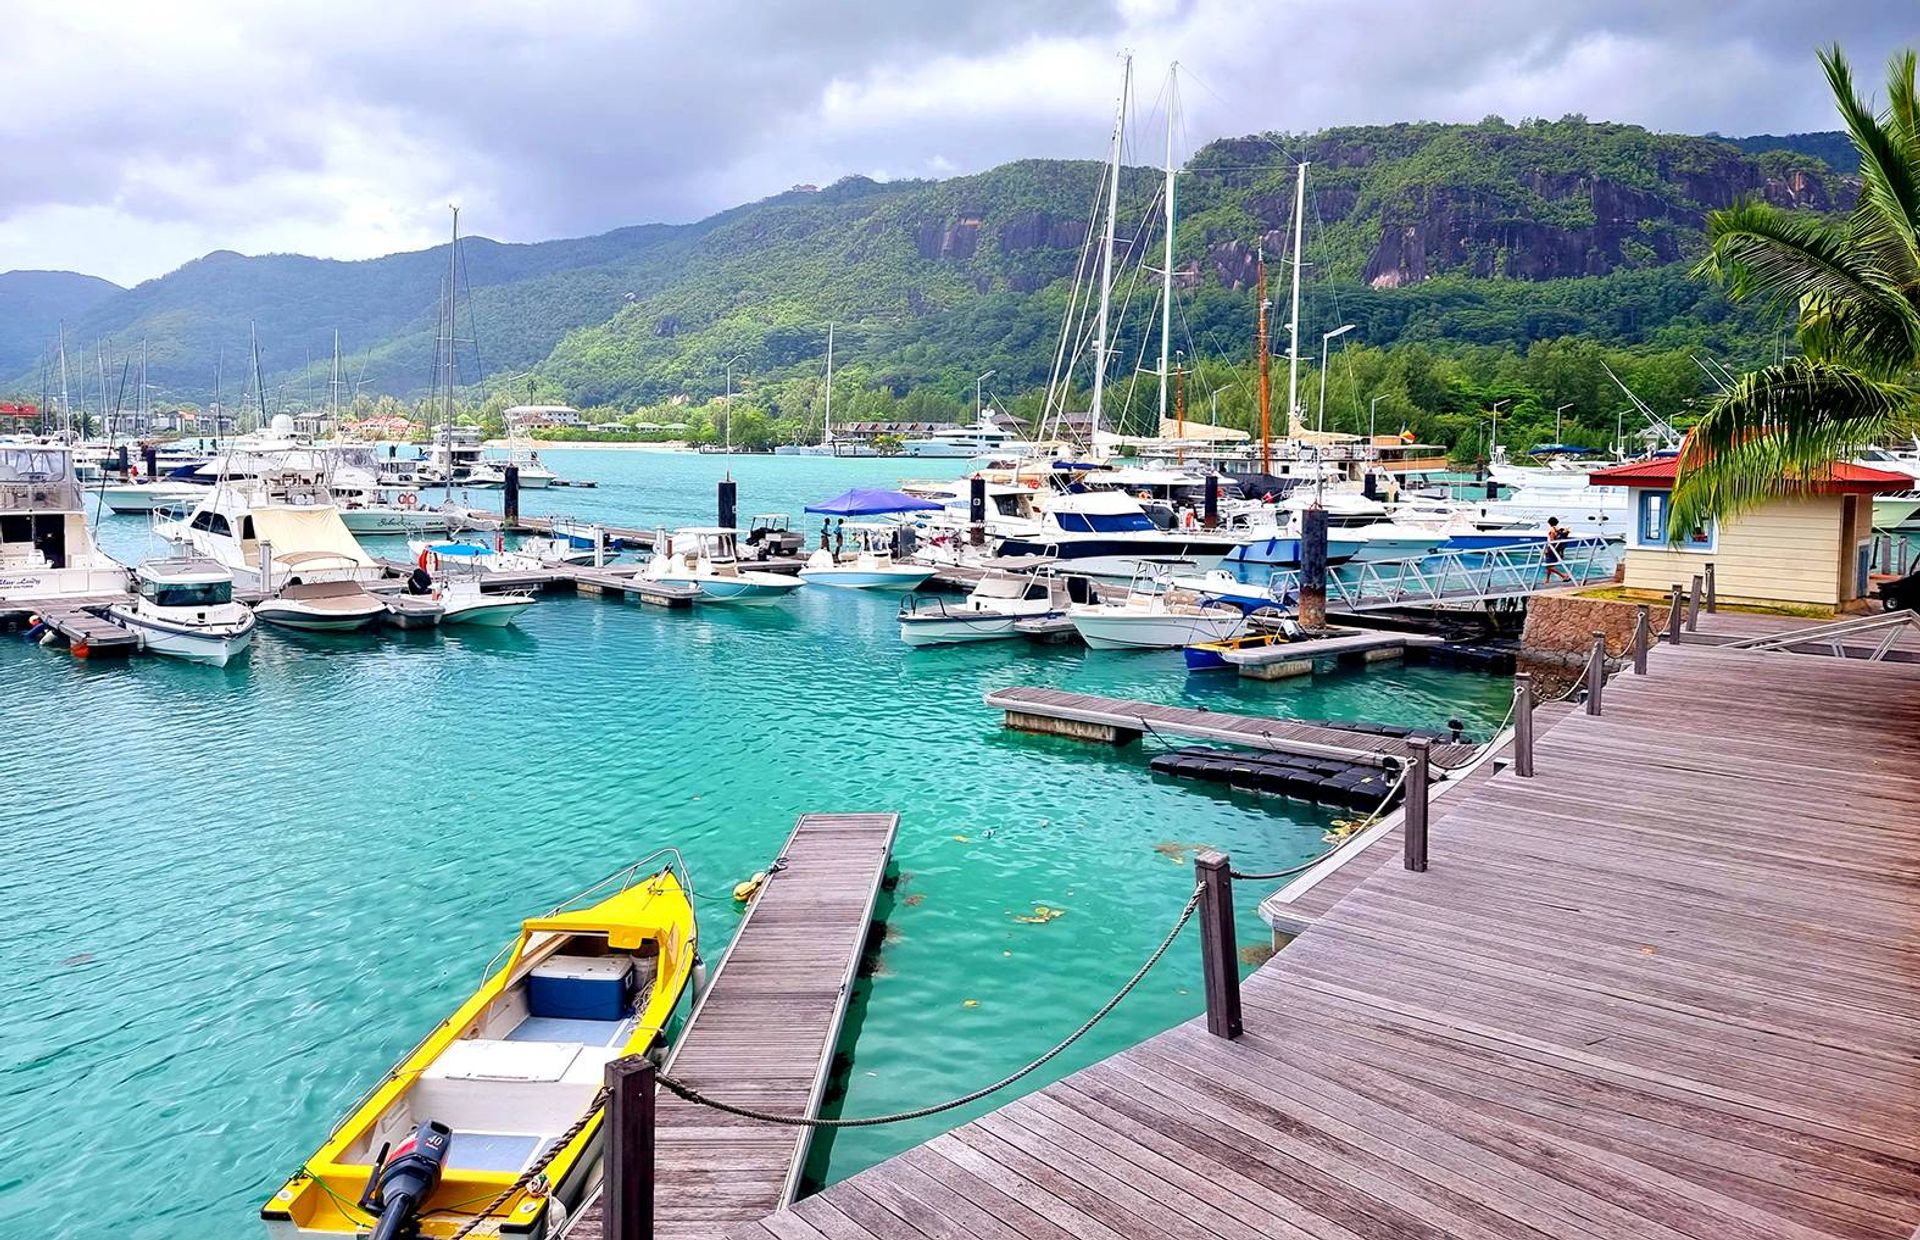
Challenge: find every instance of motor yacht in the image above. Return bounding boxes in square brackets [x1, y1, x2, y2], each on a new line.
[996, 491, 1237, 579]
[639, 528, 804, 603]
[155, 473, 384, 592]
[0, 444, 128, 601]
[105, 557, 255, 664]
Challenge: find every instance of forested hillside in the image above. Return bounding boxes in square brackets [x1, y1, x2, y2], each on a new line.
[0, 122, 1854, 453]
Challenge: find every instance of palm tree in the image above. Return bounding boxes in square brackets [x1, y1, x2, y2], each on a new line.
[1673, 46, 1920, 535]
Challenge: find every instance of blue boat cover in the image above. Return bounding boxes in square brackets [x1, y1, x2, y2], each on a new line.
[804, 488, 944, 516]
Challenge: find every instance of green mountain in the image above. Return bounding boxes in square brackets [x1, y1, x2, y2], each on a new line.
[0, 123, 1855, 427]
[0, 270, 124, 385]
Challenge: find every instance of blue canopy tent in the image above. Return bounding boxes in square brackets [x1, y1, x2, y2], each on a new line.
[803, 488, 944, 516]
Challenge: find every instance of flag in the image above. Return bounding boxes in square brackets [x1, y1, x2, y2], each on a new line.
[1399, 427, 1416, 443]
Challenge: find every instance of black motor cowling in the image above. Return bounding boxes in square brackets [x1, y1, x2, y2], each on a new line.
[360, 1121, 452, 1240]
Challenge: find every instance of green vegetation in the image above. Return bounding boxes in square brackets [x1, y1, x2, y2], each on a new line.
[1673, 48, 1920, 533]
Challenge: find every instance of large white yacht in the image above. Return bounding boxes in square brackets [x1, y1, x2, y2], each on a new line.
[155, 472, 383, 591]
[0, 445, 128, 601]
[899, 413, 1030, 459]
[996, 491, 1238, 579]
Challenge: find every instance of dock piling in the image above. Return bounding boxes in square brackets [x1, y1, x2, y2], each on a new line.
[1195, 851, 1242, 1040]
[1704, 562, 1717, 613]
[1632, 605, 1650, 675]
[717, 478, 737, 531]
[604, 1055, 655, 1240]
[1203, 474, 1219, 530]
[1513, 674, 1535, 777]
[1687, 576, 1702, 631]
[1585, 630, 1606, 716]
[143, 444, 157, 478]
[1666, 586, 1685, 645]
[969, 476, 986, 546]
[503, 466, 521, 526]
[1299, 507, 1329, 630]
[1403, 741, 1431, 872]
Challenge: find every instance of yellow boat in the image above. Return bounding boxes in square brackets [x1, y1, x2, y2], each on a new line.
[263, 856, 699, 1240]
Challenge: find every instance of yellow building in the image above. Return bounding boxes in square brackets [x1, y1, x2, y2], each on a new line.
[1588, 456, 1908, 610]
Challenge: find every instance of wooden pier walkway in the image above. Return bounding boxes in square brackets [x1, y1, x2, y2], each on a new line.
[985, 686, 1481, 769]
[727, 640, 1920, 1240]
[567, 812, 900, 1239]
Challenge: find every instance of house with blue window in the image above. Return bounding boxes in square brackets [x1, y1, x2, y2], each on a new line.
[1587, 456, 1907, 610]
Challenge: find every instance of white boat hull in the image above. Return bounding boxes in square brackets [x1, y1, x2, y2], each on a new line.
[253, 602, 385, 631]
[101, 483, 206, 514]
[1070, 609, 1244, 651]
[106, 607, 254, 664]
[441, 596, 535, 626]
[339, 509, 455, 534]
[899, 612, 1038, 645]
[652, 574, 802, 603]
[0, 565, 130, 602]
[798, 566, 935, 591]
[1350, 536, 1443, 562]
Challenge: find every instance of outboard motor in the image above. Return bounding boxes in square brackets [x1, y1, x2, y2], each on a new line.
[359, 1121, 452, 1240]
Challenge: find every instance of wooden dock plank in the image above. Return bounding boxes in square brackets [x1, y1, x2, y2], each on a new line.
[566, 812, 898, 1239]
[735, 643, 1920, 1240]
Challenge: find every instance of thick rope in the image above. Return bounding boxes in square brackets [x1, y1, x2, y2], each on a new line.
[653, 886, 1204, 1128]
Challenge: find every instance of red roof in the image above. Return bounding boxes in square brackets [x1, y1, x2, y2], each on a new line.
[1589, 455, 1911, 494]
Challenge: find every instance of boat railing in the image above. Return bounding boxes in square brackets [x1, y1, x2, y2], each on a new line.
[1264, 537, 1616, 610]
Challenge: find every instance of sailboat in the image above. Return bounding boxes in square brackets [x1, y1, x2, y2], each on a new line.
[774, 323, 843, 456]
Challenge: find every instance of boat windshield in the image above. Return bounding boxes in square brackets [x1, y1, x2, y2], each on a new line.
[1051, 510, 1156, 534]
[142, 579, 232, 607]
[973, 574, 1030, 600]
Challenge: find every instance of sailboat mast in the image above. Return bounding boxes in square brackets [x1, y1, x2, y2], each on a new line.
[1089, 54, 1131, 442]
[1285, 160, 1308, 438]
[1257, 250, 1271, 474]
[139, 338, 148, 432]
[250, 321, 268, 430]
[330, 329, 341, 426]
[445, 207, 459, 450]
[822, 322, 834, 448]
[57, 325, 71, 439]
[1157, 63, 1178, 429]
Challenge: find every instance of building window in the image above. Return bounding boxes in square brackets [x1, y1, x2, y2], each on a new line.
[1634, 489, 1715, 551]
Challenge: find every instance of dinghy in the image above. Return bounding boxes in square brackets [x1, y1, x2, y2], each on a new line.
[263, 857, 698, 1240]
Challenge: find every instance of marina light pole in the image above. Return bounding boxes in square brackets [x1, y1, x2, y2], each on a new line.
[975, 369, 996, 423]
[1369, 394, 1383, 442]
[1555, 402, 1573, 442]
[1317, 323, 1354, 433]
[1488, 398, 1510, 462]
[724, 352, 749, 454]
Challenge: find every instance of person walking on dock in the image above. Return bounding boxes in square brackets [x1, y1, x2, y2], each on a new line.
[833, 519, 845, 558]
[1544, 517, 1572, 584]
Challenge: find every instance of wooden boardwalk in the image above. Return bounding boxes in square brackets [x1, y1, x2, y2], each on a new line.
[567, 812, 900, 1239]
[729, 643, 1920, 1240]
[985, 686, 1481, 769]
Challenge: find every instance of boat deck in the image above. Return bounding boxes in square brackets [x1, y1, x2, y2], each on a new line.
[566, 812, 900, 1239]
[984, 686, 1482, 769]
[728, 640, 1920, 1240]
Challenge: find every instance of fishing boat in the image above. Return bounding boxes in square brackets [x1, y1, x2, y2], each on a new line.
[0, 444, 128, 601]
[798, 524, 935, 590]
[1185, 626, 1304, 672]
[262, 857, 698, 1240]
[105, 557, 255, 665]
[254, 579, 388, 632]
[1067, 568, 1246, 650]
[898, 555, 1071, 646]
[639, 528, 803, 603]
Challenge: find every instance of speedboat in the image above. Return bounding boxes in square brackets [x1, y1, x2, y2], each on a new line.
[254, 579, 388, 632]
[898, 555, 1069, 646]
[1345, 520, 1445, 562]
[106, 557, 255, 665]
[1068, 570, 1246, 651]
[639, 527, 803, 603]
[798, 524, 935, 590]
[0, 444, 129, 602]
[436, 577, 536, 626]
[262, 857, 697, 1240]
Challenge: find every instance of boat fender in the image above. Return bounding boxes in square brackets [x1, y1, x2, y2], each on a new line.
[732, 871, 768, 902]
[692, 953, 709, 1003]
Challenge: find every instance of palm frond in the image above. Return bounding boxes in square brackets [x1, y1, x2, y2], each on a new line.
[1822, 46, 1920, 286]
[1666, 359, 1920, 537]
[1886, 50, 1920, 178]
[1693, 202, 1920, 371]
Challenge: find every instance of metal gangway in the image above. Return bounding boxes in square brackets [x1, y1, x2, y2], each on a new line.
[1262, 539, 1618, 612]
[1723, 609, 1920, 661]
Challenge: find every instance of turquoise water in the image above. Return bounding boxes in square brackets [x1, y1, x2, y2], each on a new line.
[9, 450, 1513, 1238]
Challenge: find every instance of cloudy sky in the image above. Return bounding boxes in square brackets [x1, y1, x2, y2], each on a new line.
[4, 1, 1909, 286]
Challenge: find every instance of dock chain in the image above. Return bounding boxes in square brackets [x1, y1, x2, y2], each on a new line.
[652, 886, 1204, 1128]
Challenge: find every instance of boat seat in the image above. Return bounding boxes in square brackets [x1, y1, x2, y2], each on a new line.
[507, 1016, 631, 1048]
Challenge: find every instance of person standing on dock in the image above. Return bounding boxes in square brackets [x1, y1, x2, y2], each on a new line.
[820, 518, 831, 551]
[1544, 517, 1572, 584]
[834, 519, 845, 558]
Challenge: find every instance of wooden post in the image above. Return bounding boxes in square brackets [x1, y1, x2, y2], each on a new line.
[1687, 575, 1701, 631]
[604, 1055, 655, 1240]
[1878, 533, 1893, 574]
[1194, 851, 1242, 1040]
[1403, 741, 1431, 872]
[1513, 673, 1535, 778]
[503, 465, 521, 527]
[717, 478, 738, 531]
[968, 476, 987, 547]
[1666, 586, 1685, 645]
[1203, 473, 1219, 530]
[1704, 562, 1716, 613]
[1299, 505, 1328, 630]
[1585, 630, 1605, 716]
[1632, 604, 1650, 675]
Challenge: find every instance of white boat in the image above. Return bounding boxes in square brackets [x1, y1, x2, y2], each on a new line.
[334, 483, 459, 535]
[407, 536, 592, 573]
[1345, 520, 1446, 561]
[640, 527, 804, 603]
[897, 556, 1070, 646]
[1856, 447, 1920, 528]
[0, 444, 128, 601]
[798, 524, 935, 590]
[254, 579, 387, 631]
[101, 478, 208, 515]
[436, 577, 536, 626]
[1067, 570, 1245, 650]
[155, 476, 384, 591]
[899, 413, 1029, 459]
[997, 491, 1238, 578]
[105, 557, 255, 664]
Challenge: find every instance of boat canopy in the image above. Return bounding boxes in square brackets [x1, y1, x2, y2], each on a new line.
[253, 506, 375, 566]
[805, 488, 944, 516]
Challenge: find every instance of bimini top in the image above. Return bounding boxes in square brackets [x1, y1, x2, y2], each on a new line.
[1588, 455, 1910, 494]
[805, 488, 944, 516]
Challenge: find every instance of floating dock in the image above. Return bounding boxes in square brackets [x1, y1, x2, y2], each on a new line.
[984, 686, 1480, 768]
[1216, 626, 1444, 678]
[742, 636, 1920, 1240]
[566, 811, 900, 1238]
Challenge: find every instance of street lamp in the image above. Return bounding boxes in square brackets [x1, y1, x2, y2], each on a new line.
[1488, 398, 1511, 460]
[1555, 402, 1573, 442]
[1369, 393, 1384, 442]
[975, 369, 996, 423]
[1316, 324, 1355, 433]
[724, 352, 750, 454]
